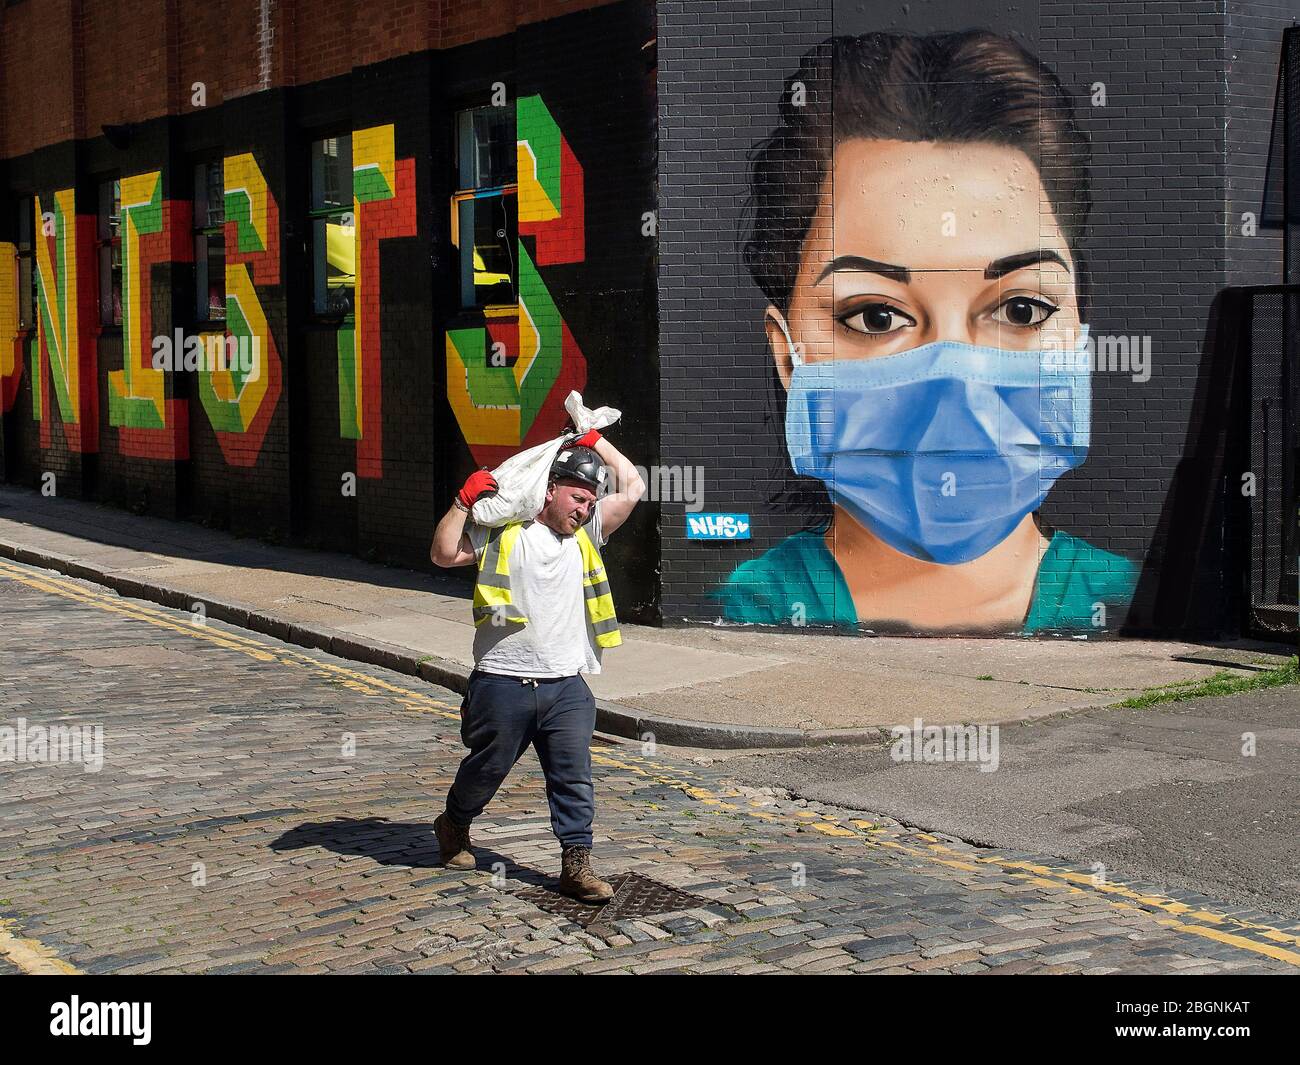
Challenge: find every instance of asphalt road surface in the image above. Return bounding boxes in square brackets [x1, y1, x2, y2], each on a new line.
[723, 686, 1300, 915]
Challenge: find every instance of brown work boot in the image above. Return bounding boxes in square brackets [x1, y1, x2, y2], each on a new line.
[434, 812, 475, 870]
[559, 845, 614, 903]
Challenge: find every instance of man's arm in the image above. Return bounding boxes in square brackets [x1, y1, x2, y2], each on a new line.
[430, 504, 477, 567]
[583, 432, 646, 538]
[431, 469, 497, 567]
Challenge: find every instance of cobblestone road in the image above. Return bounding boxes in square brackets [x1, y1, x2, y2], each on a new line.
[2, 556, 1297, 975]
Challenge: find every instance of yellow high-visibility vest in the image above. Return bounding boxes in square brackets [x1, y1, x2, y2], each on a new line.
[472, 521, 622, 648]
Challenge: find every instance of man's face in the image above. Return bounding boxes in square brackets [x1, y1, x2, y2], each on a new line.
[539, 478, 597, 535]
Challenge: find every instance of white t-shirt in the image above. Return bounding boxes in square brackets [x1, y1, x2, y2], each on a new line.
[466, 503, 608, 678]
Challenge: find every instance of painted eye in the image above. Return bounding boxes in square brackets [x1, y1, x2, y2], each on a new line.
[994, 296, 1058, 327]
[838, 303, 916, 335]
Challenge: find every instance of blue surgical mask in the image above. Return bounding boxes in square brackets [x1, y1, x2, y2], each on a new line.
[780, 324, 1091, 565]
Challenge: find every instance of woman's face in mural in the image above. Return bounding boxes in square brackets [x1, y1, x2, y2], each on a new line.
[716, 34, 1138, 633]
[767, 139, 1081, 382]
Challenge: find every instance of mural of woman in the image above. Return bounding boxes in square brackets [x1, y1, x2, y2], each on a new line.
[712, 31, 1138, 634]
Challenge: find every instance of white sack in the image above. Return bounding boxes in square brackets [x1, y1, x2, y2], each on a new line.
[470, 391, 621, 527]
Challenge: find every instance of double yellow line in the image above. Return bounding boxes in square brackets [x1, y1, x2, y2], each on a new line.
[2, 554, 1297, 971]
[0, 918, 79, 975]
[589, 753, 1300, 967]
[0, 555, 464, 717]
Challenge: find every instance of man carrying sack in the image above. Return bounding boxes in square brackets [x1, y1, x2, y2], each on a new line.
[429, 428, 646, 902]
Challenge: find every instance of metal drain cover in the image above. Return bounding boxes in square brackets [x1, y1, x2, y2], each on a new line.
[516, 871, 725, 930]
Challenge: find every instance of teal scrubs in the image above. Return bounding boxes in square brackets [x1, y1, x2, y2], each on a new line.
[710, 529, 1137, 633]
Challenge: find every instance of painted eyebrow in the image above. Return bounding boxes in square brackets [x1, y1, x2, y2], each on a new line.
[815, 255, 911, 285]
[984, 249, 1070, 279]
[815, 249, 1071, 286]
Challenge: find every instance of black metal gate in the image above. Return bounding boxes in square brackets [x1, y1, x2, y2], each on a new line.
[1240, 29, 1300, 640]
[1241, 287, 1300, 638]
[1288, 27, 1300, 288]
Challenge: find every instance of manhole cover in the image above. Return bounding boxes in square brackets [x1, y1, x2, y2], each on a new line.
[515, 871, 728, 930]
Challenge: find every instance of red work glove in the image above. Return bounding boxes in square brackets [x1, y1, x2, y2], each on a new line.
[457, 469, 498, 510]
[569, 429, 602, 449]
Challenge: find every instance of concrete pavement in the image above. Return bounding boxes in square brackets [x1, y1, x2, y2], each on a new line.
[0, 484, 1292, 747]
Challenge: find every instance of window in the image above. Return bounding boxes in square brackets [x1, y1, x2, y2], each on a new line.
[194, 161, 225, 322]
[15, 197, 35, 330]
[309, 135, 353, 316]
[452, 105, 517, 311]
[97, 179, 122, 327]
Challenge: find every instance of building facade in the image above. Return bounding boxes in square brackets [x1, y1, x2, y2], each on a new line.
[1, 0, 1296, 639]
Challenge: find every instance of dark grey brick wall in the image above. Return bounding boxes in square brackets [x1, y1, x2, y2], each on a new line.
[658, 0, 832, 624]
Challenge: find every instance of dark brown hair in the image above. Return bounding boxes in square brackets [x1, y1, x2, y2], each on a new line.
[744, 30, 1093, 313]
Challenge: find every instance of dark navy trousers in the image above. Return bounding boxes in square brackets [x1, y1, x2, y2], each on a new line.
[445, 669, 597, 848]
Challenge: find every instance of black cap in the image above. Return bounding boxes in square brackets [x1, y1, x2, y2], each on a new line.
[550, 445, 607, 491]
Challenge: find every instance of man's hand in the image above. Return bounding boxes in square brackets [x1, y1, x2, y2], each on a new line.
[457, 469, 498, 510]
[568, 429, 602, 449]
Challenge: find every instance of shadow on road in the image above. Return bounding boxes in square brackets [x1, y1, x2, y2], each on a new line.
[270, 817, 551, 887]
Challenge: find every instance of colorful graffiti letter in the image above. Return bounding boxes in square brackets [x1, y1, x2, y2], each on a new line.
[32, 190, 97, 451]
[109, 171, 190, 459]
[0, 241, 22, 413]
[196, 153, 283, 466]
[447, 95, 587, 468]
[338, 124, 417, 479]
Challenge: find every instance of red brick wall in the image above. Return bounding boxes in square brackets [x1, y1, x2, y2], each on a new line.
[292, 0, 364, 87]
[81, 0, 173, 133]
[176, 0, 250, 110]
[438, 0, 518, 49]
[0, 0, 624, 160]
[1, 0, 81, 156]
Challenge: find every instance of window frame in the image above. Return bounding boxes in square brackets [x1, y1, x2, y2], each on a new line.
[193, 159, 226, 326]
[308, 132, 355, 321]
[15, 195, 36, 332]
[452, 103, 518, 317]
[96, 177, 122, 329]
